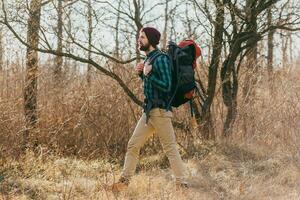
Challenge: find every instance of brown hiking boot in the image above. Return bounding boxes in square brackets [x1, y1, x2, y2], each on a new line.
[104, 177, 129, 192]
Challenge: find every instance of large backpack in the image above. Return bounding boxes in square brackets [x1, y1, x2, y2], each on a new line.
[167, 40, 201, 107]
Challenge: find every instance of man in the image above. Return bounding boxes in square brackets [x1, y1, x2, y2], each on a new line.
[108, 27, 188, 191]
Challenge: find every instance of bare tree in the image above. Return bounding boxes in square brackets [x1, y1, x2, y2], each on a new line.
[114, 0, 122, 58]
[133, 0, 143, 62]
[104, 0, 164, 62]
[86, 0, 92, 85]
[1, 0, 300, 140]
[162, 0, 180, 48]
[267, 6, 275, 93]
[220, 0, 279, 136]
[162, 0, 169, 50]
[54, 0, 63, 85]
[1, 0, 142, 107]
[0, 26, 3, 71]
[243, 0, 258, 102]
[240, 0, 259, 137]
[192, 0, 225, 140]
[105, 0, 143, 61]
[281, 30, 289, 68]
[183, 2, 197, 39]
[64, 1, 73, 70]
[23, 0, 42, 148]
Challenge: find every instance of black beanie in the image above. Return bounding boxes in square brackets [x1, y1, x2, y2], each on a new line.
[142, 27, 161, 47]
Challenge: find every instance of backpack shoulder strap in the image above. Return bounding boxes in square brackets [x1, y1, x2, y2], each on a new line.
[147, 51, 166, 65]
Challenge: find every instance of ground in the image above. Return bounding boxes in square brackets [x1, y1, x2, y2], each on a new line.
[0, 142, 299, 200]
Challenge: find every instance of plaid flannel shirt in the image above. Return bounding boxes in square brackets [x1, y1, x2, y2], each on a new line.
[139, 49, 172, 107]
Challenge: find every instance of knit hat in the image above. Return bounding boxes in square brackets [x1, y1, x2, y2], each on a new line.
[141, 27, 161, 48]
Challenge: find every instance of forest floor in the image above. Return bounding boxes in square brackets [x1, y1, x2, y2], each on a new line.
[1, 142, 299, 200]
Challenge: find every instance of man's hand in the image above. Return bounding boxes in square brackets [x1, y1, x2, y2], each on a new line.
[135, 62, 144, 74]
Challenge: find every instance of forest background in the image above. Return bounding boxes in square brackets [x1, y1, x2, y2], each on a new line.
[0, 0, 300, 199]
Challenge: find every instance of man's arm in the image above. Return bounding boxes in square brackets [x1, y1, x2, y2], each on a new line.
[147, 55, 171, 92]
[135, 62, 144, 80]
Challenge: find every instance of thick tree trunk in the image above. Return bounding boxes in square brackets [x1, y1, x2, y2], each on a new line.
[24, 0, 42, 148]
[197, 0, 224, 140]
[241, 0, 258, 136]
[221, 41, 241, 137]
[223, 97, 237, 136]
[243, 0, 258, 102]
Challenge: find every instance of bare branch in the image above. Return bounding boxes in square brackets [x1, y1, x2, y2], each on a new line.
[41, 0, 52, 7]
[0, 4, 143, 107]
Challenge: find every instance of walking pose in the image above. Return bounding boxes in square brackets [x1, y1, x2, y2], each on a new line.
[108, 27, 188, 191]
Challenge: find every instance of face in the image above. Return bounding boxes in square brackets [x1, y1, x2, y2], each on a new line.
[138, 31, 150, 51]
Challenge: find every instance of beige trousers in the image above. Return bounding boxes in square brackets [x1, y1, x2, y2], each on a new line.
[121, 108, 187, 183]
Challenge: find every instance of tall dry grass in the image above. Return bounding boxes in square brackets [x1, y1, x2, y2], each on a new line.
[0, 61, 299, 199]
[0, 61, 299, 158]
[0, 61, 142, 160]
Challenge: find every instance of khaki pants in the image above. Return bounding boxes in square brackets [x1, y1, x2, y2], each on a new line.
[121, 108, 187, 183]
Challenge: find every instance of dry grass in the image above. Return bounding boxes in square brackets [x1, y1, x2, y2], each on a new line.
[0, 62, 300, 199]
[0, 142, 299, 199]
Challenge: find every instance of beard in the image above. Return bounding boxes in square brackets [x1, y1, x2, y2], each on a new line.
[139, 43, 150, 51]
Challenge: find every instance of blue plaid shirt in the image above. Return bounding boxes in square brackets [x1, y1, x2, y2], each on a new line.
[139, 49, 172, 107]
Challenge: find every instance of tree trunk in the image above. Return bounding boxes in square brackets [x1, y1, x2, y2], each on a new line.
[133, 0, 143, 63]
[281, 31, 288, 69]
[87, 0, 92, 86]
[169, 12, 176, 42]
[162, 0, 169, 50]
[288, 33, 293, 68]
[185, 2, 193, 38]
[221, 40, 241, 137]
[114, 0, 122, 58]
[54, 0, 63, 86]
[267, 7, 275, 92]
[241, 0, 258, 137]
[65, 3, 72, 71]
[24, 0, 42, 148]
[221, 59, 239, 137]
[0, 26, 3, 71]
[243, 0, 258, 102]
[196, 0, 224, 140]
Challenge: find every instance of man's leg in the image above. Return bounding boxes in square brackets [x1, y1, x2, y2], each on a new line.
[120, 113, 155, 180]
[149, 109, 187, 184]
